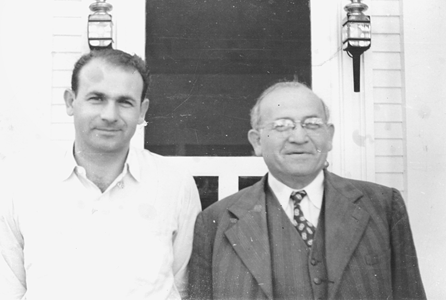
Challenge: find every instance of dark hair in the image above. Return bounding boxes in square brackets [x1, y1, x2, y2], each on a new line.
[70, 49, 149, 102]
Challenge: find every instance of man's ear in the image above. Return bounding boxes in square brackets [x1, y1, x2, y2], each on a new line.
[64, 89, 75, 116]
[247, 129, 263, 156]
[138, 98, 150, 125]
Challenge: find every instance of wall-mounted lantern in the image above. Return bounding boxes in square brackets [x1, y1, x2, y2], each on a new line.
[88, 0, 113, 50]
[342, 0, 371, 92]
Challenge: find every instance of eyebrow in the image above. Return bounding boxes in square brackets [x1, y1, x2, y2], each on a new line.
[86, 91, 106, 98]
[116, 95, 137, 104]
[275, 115, 322, 121]
[86, 91, 138, 104]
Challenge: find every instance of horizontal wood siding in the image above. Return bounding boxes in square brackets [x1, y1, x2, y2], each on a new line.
[51, 0, 84, 149]
[370, 0, 406, 195]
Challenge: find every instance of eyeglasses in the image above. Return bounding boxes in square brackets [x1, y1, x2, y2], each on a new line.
[259, 117, 328, 133]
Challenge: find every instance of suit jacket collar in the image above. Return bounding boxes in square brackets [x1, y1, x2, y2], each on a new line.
[225, 175, 274, 300]
[323, 170, 371, 299]
[223, 171, 371, 300]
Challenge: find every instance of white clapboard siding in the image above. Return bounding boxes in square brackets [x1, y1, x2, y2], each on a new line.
[50, 0, 85, 150]
[52, 87, 68, 105]
[52, 52, 80, 71]
[53, 35, 83, 52]
[51, 104, 72, 124]
[375, 140, 404, 156]
[375, 157, 404, 173]
[52, 70, 72, 89]
[376, 173, 404, 191]
[374, 104, 403, 122]
[374, 122, 403, 139]
[373, 87, 402, 104]
[52, 17, 83, 36]
[51, 123, 75, 141]
[370, 0, 406, 196]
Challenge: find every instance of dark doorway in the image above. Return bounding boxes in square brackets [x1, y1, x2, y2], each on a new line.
[145, 0, 312, 156]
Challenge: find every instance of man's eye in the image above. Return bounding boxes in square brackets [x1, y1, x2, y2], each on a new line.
[303, 118, 323, 130]
[305, 123, 320, 130]
[273, 121, 293, 131]
[120, 100, 134, 107]
[89, 96, 102, 102]
[274, 124, 286, 130]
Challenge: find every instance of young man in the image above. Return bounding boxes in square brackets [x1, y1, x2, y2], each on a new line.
[0, 49, 201, 299]
[188, 81, 425, 300]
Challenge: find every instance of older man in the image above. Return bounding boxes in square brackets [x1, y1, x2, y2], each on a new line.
[188, 81, 425, 300]
[0, 49, 201, 300]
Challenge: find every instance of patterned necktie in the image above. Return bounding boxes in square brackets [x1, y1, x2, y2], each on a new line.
[290, 190, 316, 247]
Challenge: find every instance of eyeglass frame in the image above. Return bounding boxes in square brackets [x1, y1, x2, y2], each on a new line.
[256, 117, 331, 134]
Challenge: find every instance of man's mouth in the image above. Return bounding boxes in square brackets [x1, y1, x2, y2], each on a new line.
[286, 150, 310, 155]
[95, 128, 121, 134]
[96, 128, 120, 131]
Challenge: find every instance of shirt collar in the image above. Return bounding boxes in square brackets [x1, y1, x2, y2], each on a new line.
[56, 143, 77, 182]
[126, 147, 142, 182]
[268, 171, 325, 209]
[56, 144, 142, 183]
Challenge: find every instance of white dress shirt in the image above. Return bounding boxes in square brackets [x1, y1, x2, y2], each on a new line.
[267, 171, 324, 227]
[0, 145, 201, 300]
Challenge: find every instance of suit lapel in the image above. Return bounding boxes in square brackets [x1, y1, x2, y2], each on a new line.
[224, 176, 274, 300]
[323, 171, 371, 299]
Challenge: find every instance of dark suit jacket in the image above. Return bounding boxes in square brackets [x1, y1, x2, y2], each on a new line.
[188, 171, 426, 300]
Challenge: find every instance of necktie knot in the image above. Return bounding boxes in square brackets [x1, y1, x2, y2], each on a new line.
[291, 190, 307, 204]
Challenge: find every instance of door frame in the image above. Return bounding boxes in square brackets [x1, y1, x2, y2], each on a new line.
[111, 0, 375, 199]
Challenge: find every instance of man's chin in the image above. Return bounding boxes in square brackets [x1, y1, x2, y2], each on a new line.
[89, 140, 128, 154]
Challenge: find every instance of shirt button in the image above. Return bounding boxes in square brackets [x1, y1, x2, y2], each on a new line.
[117, 181, 124, 189]
[313, 278, 322, 285]
[311, 258, 318, 266]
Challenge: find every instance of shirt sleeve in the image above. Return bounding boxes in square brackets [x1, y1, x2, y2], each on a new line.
[0, 168, 27, 299]
[171, 173, 202, 299]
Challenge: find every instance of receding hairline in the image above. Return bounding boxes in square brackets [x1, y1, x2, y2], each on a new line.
[77, 57, 145, 100]
[79, 57, 144, 80]
[70, 49, 149, 102]
[250, 82, 330, 129]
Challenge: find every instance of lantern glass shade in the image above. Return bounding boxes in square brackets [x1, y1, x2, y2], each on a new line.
[342, 20, 371, 49]
[88, 13, 113, 49]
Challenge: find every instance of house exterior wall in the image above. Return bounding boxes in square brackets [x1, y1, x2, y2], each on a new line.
[402, 1, 446, 298]
[0, 0, 445, 298]
[370, 0, 406, 194]
[0, 0, 53, 158]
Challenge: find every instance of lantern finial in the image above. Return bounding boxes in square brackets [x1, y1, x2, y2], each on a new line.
[342, 0, 371, 92]
[88, 0, 113, 50]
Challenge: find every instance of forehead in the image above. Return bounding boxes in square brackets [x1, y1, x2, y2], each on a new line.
[260, 86, 325, 120]
[80, 59, 135, 80]
[77, 59, 143, 96]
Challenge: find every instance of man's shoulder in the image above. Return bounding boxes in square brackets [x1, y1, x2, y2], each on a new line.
[202, 178, 265, 216]
[326, 171, 397, 194]
[1, 144, 72, 202]
[325, 171, 402, 212]
[131, 147, 195, 181]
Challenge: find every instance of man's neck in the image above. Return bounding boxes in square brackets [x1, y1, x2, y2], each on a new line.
[73, 144, 129, 192]
[272, 170, 324, 191]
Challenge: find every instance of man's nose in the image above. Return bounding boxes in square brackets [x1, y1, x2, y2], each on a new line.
[287, 124, 309, 143]
[100, 101, 118, 122]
